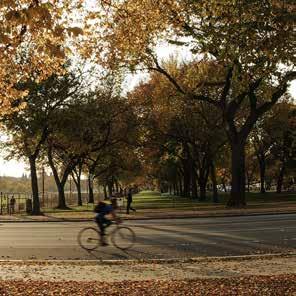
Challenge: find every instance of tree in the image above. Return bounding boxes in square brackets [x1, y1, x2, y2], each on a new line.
[44, 83, 139, 207]
[251, 124, 272, 194]
[1, 71, 80, 214]
[244, 143, 258, 192]
[85, 94, 140, 200]
[0, 1, 82, 114]
[130, 62, 226, 201]
[263, 100, 296, 193]
[91, 0, 296, 207]
[71, 159, 84, 206]
[45, 96, 93, 209]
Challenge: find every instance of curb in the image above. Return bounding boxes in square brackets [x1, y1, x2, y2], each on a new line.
[0, 253, 295, 265]
[0, 210, 296, 223]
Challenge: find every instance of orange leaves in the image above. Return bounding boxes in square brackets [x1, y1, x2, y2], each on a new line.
[88, 0, 295, 88]
[86, 0, 183, 68]
[0, 275, 295, 295]
[0, 1, 85, 116]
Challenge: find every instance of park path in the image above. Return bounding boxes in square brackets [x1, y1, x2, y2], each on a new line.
[0, 254, 295, 282]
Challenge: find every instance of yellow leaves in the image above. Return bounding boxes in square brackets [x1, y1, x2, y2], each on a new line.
[85, 0, 184, 68]
[0, 1, 86, 116]
[86, 0, 295, 96]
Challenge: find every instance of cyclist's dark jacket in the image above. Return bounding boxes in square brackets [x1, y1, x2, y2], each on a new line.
[95, 203, 113, 216]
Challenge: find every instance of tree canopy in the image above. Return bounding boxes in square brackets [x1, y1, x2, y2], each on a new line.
[0, 1, 84, 115]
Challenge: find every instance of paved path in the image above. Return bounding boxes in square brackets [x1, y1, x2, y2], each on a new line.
[0, 255, 295, 282]
[0, 214, 295, 260]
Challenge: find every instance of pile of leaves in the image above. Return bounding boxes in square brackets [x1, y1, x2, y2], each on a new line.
[0, 275, 295, 295]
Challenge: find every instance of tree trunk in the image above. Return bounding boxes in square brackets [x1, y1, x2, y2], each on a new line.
[112, 181, 116, 194]
[227, 142, 246, 207]
[198, 176, 208, 201]
[73, 177, 82, 206]
[77, 178, 82, 206]
[115, 179, 119, 193]
[88, 173, 94, 203]
[175, 182, 179, 195]
[191, 166, 198, 199]
[210, 160, 219, 203]
[72, 164, 83, 206]
[47, 147, 70, 209]
[178, 177, 183, 197]
[197, 164, 209, 201]
[182, 161, 191, 197]
[199, 181, 207, 201]
[192, 178, 198, 199]
[276, 163, 285, 194]
[29, 156, 41, 215]
[258, 154, 266, 194]
[246, 171, 250, 192]
[57, 183, 67, 208]
[107, 179, 113, 197]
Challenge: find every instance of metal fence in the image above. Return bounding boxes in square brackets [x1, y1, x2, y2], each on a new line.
[0, 191, 106, 215]
[39, 192, 104, 209]
[0, 192, 29, 215]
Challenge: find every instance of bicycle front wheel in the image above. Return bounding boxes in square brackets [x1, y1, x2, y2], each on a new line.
[77, 227, 100, 251]
[111, 226, 136, 250]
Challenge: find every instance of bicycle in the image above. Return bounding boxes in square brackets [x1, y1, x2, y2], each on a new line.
[77, 221, 136, 251]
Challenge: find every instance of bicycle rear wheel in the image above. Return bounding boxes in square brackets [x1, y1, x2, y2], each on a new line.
[77, 227, 100, 251]
[111, 226, 136, 250]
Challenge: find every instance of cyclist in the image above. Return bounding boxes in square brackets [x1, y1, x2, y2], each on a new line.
[94, 198, 120, 246]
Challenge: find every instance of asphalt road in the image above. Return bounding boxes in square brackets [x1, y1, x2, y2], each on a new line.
[0, 214, 295, 260]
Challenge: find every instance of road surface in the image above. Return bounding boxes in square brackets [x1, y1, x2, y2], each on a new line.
[0, 214, 295, 260]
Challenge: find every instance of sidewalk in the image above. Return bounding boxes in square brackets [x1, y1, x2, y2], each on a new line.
[1, 254, 295, 282]
[1, 202, 296, 222]
[0, 254, 295, 295]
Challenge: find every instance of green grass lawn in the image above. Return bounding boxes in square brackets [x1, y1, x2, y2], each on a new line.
[131, 190, 296, 209]
[219, 191, 296, 204]
[42, 204, 94, 213]
[41, 190, 296, 213]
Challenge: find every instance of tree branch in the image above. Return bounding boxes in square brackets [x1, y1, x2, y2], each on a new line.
[219, 66, 233, 104]
[256, 71, 296, 117]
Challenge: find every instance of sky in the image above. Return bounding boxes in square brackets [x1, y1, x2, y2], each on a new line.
[0, 44, 295, 177]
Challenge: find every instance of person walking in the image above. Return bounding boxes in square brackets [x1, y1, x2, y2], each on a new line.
[126, 188, 136, 214]
[9, 195, 16, 214]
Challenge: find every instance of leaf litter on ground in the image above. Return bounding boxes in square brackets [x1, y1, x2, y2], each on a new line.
[0, 275, 295, 296]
